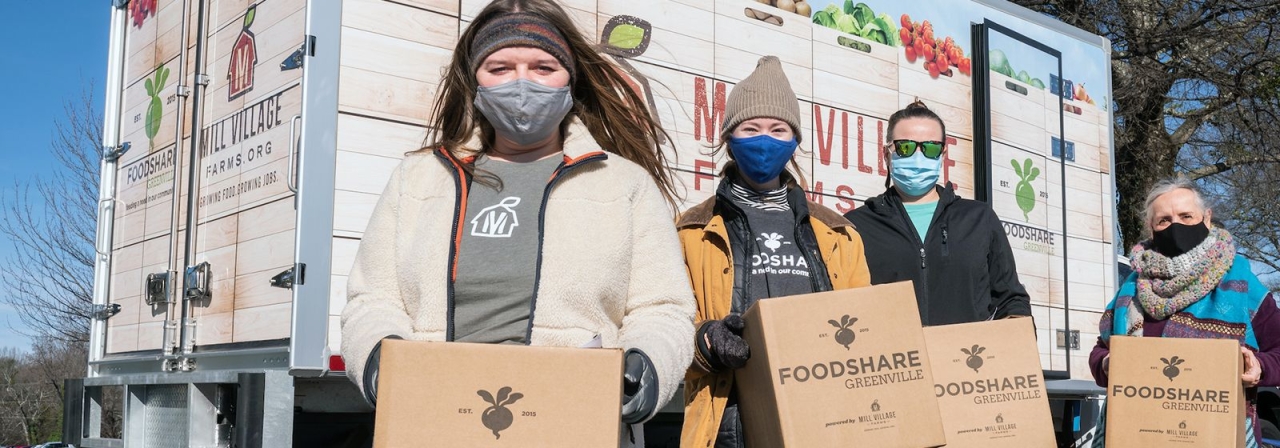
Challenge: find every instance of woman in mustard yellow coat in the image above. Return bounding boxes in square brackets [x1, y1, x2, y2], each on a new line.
[677, 56, 872, 448]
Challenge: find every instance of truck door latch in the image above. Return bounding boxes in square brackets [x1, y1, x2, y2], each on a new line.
[146, 271, 174, 305]
[185, 262, 212, 302]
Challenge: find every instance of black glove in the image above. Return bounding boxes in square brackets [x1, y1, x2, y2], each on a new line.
[363, 336, 402, 407]
[621, 349, 659, 424]
[696, 313, 750, 372]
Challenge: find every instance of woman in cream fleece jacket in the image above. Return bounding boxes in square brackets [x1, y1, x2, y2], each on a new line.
[340, 0, 694, 440]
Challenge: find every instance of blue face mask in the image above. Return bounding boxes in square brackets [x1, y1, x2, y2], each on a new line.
[890, 152, 942, 197]
[729, 135, 798, 185]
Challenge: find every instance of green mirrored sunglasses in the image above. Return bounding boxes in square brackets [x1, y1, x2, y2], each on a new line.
[890, 139, 946, 159]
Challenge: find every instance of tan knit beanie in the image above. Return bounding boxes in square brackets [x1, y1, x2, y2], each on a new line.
[722, 56, 802, 143]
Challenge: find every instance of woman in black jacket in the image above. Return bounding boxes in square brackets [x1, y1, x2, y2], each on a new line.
[843, 100, 1031, 325]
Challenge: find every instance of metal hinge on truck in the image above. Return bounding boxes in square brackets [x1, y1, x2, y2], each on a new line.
[270, 263, 306, 289]
[90, 303, 121, 320]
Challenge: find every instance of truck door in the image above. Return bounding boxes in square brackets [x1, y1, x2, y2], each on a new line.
[180, 0, 307, 356]
[976, 20, 1110, 377]
[101, 0, 308, 365]
[104, 0, 194, 358]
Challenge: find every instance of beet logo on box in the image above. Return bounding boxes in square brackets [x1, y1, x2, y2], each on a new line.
[827, 315, 858, 350]
[477, 386, 523, 439]
[960, 344, 987, 373]
[1160, 356, 1186, 381]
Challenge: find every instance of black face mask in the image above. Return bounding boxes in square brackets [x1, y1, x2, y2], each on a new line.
[1151, 221, 1210, 258]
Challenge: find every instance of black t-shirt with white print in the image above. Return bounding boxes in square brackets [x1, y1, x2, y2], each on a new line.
[728, 182, 814, 306]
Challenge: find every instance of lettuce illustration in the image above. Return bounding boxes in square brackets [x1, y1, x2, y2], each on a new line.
[874, 13, 900, 46]
[813, 10, 836, 27]
[850, 2, 874, 29]
[835, 14, 858, 34]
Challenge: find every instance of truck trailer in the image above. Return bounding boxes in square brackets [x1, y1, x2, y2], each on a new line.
[67, 0, 1117, 446]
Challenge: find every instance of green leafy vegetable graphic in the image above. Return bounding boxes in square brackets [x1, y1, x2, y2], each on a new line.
[144, 63, 169, 149]
[1012, 158, 1040, 220]
[243, 5, 256, 29]
[607, 24, 644, 50]
[848, 2, 873, 27]
[814, 2, 899, 47]
[873, 13, 901, 46]
[813, 8, 836, 27]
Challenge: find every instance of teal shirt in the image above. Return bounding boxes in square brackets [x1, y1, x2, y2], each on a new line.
[902, 201, 938, 243]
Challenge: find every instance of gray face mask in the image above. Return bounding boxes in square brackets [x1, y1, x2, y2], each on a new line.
[474, 79, 574, 147]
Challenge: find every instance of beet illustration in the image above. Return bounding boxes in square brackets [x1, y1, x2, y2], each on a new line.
[828, 315, 858, 350]
[1011, 158, 1040, 221]
[1161, 356, 1185, 381]
[960, 344, 986, 373]
[478, 386, 524, 439]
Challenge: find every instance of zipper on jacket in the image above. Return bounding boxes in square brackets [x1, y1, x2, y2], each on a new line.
[715, 189, 754, 311]
[941, 228, 949, 258]
[893, 202, 927, 270]
[523, 152, 608, 344]
[889, 194, 932, 322]
[436, 149, 473, 342]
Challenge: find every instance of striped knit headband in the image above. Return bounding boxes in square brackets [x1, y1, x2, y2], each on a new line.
[469, 12, 577, 80]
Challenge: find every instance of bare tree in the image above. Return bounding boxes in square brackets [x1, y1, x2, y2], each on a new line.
[0, 347, 60, 445]
[1011, 0, 1280, 248]
[0, 89, 101, 345]
[1192, 94, 1280, 281]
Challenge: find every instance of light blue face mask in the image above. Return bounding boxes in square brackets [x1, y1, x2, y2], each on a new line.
[890, 152, 942, 197]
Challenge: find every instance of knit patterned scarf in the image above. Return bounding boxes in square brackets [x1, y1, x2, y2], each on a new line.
[1095, 228, 1269, 448]
[1127, 227, 1235, 324]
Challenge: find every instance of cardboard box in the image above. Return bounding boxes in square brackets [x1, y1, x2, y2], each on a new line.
[373, 340, 623, 447]
[1105, 336, 1245, 447]
[923, 318, 1055, 447]
[736, 281, 946, 447]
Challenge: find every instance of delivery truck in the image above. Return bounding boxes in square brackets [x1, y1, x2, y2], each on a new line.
[66, 0, 1121, 446]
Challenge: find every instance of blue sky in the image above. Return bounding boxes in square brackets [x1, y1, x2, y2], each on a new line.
[0, 2, 109, 351]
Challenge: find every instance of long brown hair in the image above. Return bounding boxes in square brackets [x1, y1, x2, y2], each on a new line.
[420, 0, 678, 206]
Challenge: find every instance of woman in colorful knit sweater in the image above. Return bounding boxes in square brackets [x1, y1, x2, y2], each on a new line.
[1089, 176, 1280, 447]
